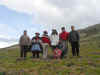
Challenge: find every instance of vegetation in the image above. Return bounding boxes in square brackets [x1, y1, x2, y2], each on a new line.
[0, 24, 100, 75]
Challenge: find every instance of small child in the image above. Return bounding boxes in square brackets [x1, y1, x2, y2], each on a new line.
[54, 47, 62, 59]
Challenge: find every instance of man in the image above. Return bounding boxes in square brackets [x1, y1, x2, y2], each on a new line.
[19, 30, 31, 59]
[59, 27, 69, 58]
[69, 26, 80, 56]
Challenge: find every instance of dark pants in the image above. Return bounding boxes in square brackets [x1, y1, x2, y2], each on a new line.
[32, 51, 40, 58]
[51, 45, 58, 51]
[71, 42, 80, 56]
[20, 45, 28, 58]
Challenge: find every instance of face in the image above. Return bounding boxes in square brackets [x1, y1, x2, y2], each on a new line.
[71, 26, 75, 31]
[62, 28, 65, 32]
[24, 31, 27, 35]
[36, 34, 39, 37]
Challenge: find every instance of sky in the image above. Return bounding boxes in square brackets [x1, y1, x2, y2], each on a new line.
[0, 0, 99, 48]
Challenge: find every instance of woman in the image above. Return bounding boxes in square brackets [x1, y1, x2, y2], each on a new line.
[42, 31, 50, 59]
[50, 29, 59, 51]
[31, 32, 42, 58]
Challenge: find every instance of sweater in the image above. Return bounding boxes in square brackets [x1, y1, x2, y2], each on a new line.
[59, 31, 69, 40]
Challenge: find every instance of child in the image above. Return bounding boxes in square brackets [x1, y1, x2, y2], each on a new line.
[54, 47, 62, 59]
[31, 32, 42, 58]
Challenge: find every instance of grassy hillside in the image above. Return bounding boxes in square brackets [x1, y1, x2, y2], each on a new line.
[0, 24, 100, 75]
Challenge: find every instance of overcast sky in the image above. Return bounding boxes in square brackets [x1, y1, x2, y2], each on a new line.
[0, 0, 99, 48]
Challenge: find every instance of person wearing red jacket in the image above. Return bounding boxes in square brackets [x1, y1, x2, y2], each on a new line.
[59, 27, 69, 59]
[54, 47, 62, 59]
[42, 31, 50, 59]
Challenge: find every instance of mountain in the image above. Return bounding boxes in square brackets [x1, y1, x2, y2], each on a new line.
[0, 24, 100, 75]
[80, 24, 100, 37]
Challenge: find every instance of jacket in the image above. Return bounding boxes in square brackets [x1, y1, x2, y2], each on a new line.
[42, 35, 50, 45]
[59, 31, 69, 40]
[69, 30, 80, 42]
[50, 34, 59, 46]
[19, 35, 31, 46]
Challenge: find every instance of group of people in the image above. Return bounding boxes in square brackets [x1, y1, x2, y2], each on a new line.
[19, 26, 80, 60]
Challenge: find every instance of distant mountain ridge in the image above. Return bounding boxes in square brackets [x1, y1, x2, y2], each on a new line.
[0, 24, 100, 49]
[79, 24, 100, 36]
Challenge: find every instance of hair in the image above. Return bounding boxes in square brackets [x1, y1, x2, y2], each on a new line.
[71, 25, 75, 28]
[61, 27, 65, 30]
[51, 29, 58, 35]
[43, 31, 48, 34]
[24, 30, 27, 32]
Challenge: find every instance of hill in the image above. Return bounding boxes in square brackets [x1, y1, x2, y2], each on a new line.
[0, 24, 100, 75]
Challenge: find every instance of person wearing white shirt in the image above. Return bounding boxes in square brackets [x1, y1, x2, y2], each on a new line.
[50, 29, 59, 51]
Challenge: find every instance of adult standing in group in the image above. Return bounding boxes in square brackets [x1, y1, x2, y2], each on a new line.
[31, 33, 43, 58]
[42, 31, 50, 59]
[19, 30, 31, 59]
[69, 26, 80, 57]
[59, 27, 69, 58]
[50, 29, 59, 51]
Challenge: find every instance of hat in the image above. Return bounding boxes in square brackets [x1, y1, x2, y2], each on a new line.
[52, 29, 56, 31]
[24, 30, 27, 32]
[35, 32, 40, 35]
[44, 31, 48, 34]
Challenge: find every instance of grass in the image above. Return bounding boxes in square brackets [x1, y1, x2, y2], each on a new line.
[0, 35, 100, 75]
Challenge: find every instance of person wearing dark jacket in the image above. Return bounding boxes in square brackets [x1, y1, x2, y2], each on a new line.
[69, 26, 80, 56]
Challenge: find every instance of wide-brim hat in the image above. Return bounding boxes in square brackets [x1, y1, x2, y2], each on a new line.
[44, 31, 48, 34]
[35, 32, 40, 35]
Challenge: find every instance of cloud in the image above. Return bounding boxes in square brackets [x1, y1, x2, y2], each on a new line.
[0, 42, 17, 48]
[0, 24, 18, 48]
[0, 35, 17, 43]
[0, 35, 18, 48]
[0, 0, 98, 48]
[0, 0, 98, 27]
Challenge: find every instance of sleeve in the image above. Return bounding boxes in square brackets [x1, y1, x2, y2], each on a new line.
[39, 37, 43, 44]
[19, 36, 22, 45]
[67, 32, 69, 40]
[57, 35, 60, 42]
[28, 36, 31, 45]
[50, 35, 52, 41]
[28, 36, 31, 42]
[31, 37, 35, 43]
[77, 31, 80, 41]
[59, 33, 61, 40]
[68, 32, 71, 43]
